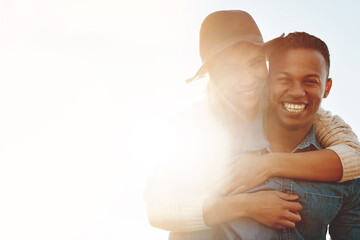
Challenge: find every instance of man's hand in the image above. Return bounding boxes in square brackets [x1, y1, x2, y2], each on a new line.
[219, 153, 273, 195]
[245, 190, 302, 229]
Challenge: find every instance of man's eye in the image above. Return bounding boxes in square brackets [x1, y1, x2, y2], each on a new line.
[304, 79, 319, 85]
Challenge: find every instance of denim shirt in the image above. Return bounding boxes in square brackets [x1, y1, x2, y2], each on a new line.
[220, 119, 360, 240]
[291, 126, 322, 153]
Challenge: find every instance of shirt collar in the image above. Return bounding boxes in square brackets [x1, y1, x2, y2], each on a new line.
[291, 126, 322, 152]
[240, 113, 322, 153]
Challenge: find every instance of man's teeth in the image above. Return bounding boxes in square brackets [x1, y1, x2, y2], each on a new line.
[283, 103, 306, 113]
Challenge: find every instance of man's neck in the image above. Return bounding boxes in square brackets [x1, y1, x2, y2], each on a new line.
[264, 110, 313, 153]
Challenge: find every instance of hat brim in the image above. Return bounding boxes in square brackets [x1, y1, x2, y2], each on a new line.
[186, 33, 285, 83]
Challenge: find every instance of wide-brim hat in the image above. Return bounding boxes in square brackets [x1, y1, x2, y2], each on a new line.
[186, 10, 284, 83]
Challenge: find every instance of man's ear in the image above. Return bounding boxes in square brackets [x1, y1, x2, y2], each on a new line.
[323, 78, 332, 98]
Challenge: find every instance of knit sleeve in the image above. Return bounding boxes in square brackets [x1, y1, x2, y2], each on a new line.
[144, 179, 210, 232]
[314, 108, 360, 182]
[143, 102, 222, 232]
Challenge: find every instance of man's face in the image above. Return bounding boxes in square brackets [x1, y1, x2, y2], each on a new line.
[207, 42, 268, 114]
[268, 48, 332, 130]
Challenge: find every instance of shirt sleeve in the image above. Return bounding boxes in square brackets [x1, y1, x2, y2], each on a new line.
[314, 108, 360, 182]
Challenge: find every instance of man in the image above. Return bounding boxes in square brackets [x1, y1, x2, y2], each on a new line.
[220, 32, 360, 240]
[144, 10, 360, 238]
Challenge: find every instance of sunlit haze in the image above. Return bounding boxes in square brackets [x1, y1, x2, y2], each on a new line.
[0, 0, 359, 239]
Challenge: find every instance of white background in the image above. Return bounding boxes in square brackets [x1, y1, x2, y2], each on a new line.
[0, 0, 359, 239]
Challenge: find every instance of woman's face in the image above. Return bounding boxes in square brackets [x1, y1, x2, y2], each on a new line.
[207, 42, 268, 115]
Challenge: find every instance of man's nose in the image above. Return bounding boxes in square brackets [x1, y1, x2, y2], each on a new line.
[288, 82, 305, 97]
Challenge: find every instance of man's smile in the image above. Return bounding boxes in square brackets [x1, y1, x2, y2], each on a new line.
[283, 102, 307, 113]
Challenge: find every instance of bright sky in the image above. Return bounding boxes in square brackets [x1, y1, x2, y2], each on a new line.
[0, 0, 359, 239]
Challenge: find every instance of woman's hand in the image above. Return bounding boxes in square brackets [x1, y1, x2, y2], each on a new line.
[203, 190, 302, 229]
[245, 190, 302, 229]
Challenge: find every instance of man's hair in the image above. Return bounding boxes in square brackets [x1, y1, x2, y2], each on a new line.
[268, 32, 330, 77]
